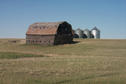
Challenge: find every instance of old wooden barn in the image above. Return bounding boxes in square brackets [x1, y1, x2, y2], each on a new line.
[26, 21, 73, 45]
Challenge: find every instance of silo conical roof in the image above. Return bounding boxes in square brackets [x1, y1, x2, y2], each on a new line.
[91, 26, 100, 32]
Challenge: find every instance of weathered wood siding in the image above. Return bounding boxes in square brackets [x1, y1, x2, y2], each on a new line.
[26, 35, 55, 45]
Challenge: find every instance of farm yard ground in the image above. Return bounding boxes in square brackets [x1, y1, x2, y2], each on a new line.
[0, 38, 126, 84]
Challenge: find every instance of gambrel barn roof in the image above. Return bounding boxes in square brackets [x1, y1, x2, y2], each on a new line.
[26, 21, 71, 35]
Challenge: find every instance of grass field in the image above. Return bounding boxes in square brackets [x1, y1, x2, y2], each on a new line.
[0, 38, 126, 84]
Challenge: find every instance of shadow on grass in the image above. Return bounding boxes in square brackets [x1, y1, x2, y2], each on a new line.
[70, 41, 80, 44]
[0, 52, 49, 59]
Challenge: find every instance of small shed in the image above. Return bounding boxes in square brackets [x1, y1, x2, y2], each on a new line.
[26, 21, 73, 45]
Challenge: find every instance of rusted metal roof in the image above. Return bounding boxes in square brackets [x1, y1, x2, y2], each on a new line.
[26, 21, 67, 35]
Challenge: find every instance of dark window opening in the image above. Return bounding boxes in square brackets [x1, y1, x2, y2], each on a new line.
[33, 40, 34, 43]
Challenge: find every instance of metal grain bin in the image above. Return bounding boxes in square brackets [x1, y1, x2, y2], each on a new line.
[75, 28, 84, 38]
[83, 29, 90, 38]
[91, 27, 100, 39]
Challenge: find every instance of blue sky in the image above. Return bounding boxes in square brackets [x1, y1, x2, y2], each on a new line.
[0, 0, 126, 39]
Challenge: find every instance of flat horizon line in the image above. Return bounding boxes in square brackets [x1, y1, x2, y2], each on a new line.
[0, 38, 126, 40]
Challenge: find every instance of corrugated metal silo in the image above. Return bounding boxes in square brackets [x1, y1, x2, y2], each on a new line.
[83, 29, 90, 38]
[91, 26, 100, 39]
[75, 28, 84, 38]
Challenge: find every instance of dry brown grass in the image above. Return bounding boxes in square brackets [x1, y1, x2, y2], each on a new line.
[0, 38, 126, 84]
